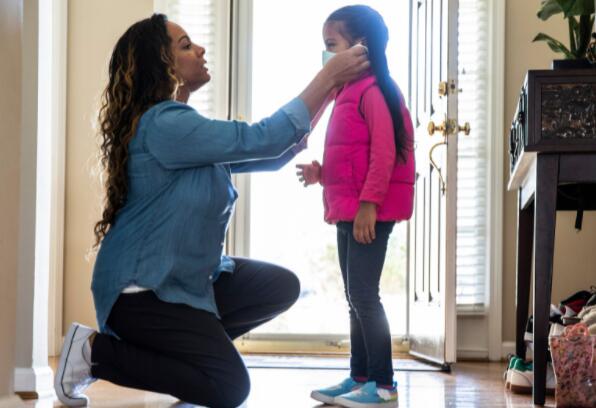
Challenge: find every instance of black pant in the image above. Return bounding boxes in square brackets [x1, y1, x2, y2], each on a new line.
[90, 257, 300, 408]
[337, 221, 395, 386]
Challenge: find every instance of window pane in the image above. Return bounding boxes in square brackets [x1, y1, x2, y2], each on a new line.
[456, 0, 489, 306]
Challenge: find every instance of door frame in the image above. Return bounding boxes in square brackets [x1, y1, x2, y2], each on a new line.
[485, 0, 505, 362]
[228, 0, 411, 352]
[454, 0, 505, 362]
[46, 0, 505, 360]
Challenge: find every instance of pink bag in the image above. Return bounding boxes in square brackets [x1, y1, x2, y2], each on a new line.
[549, 323, 596, 408]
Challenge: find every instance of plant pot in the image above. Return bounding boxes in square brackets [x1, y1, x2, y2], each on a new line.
[551, 58, 595, 69]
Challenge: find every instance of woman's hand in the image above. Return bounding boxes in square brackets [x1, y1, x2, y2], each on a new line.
[296, 160, 322, 187]
[299, 45, 369, 119]
[353, 202, 377, 244]
[323, 44, 370, 88]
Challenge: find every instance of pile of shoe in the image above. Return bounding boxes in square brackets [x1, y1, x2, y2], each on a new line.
[523, 288, 596, 350]
[504, 287, 596, 396]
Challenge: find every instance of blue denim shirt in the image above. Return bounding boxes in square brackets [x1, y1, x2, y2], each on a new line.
[91, 98, 311, 334]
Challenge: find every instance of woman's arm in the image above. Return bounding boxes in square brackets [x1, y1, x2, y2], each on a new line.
[145, 99, 310, 169]
[145, 46, 369, 170]
[230, 136, 307, 173]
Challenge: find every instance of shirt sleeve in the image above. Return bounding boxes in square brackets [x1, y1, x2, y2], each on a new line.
[230, 135, 308, 173]
[144, 98, 311, 169]
[359, 85, 396, 206]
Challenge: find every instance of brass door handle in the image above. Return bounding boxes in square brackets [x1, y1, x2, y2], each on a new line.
[428, 120, 447, 136]
[458, 122, 471, 136]
[428, 120, 471, 136]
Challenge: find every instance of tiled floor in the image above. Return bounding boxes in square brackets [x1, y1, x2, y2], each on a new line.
[24, 359, 555, 407]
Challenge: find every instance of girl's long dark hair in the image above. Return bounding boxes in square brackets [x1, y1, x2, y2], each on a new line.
[94, 13, 179, 247]
[326, 5, 408, 161]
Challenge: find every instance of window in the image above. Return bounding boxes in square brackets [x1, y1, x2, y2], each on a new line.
[247, 0, 410, 336]
[155, 0, 229, 119]
[456, 0, 490, 307]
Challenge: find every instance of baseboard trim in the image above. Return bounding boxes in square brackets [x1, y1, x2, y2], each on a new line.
[0, 396, 24, 408]
[457, 347, 489, 361]
[13, 366, 54, 399]
[501, 341, 516, 360]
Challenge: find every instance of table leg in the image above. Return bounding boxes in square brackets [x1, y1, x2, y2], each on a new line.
[533, 155, 558, 406]
[515, 199, 534, 359]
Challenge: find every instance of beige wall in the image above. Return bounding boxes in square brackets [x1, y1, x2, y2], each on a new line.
[502, 0, 596, 342]
[0, 0, 22, 404]
[63, 0, 154, 331]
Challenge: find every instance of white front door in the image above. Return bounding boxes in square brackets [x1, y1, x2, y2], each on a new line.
[408, 0, 467, 366]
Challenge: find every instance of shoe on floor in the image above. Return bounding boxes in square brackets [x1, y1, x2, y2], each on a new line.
[578, 304, 596, 319]
[580, 308, 596, 327]
[504, 356, 521, 389]
[549, 323, 565, 337]
[310, 377, 364, 405]
[586, 291, 596, 307]
[509, 360, 555, 396]
[334, 381, 398, 408]
[54, 323, 98, 407]
[560, 290, 592, 314]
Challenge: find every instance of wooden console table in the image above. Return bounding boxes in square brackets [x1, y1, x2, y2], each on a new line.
[508, 69, 596, 405]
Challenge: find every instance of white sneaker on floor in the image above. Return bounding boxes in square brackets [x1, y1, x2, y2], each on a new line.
[54, 323, 98, 406]
[509, 361, 555, 395]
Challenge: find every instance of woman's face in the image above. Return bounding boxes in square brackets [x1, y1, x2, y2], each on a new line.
[167, 21, 211, 92]
[322, 21, 352, 53]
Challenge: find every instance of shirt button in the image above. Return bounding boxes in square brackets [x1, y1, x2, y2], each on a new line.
[208, 275, 213, 280]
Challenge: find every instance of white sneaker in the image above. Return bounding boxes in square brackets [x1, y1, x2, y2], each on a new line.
[54, 323, 98, 406]
[509, 361, 555, 395]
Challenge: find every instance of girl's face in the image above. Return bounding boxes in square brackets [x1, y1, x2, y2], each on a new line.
[323, 21, 353, 53]
[167, 21, 211, 92]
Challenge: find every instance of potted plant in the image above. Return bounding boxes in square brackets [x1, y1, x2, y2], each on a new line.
[533, 0, 595, 68]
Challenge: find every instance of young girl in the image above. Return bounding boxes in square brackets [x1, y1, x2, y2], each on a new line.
[296, 5, 415, 408]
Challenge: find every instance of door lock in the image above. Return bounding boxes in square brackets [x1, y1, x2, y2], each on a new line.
[437, 80, 462, 97]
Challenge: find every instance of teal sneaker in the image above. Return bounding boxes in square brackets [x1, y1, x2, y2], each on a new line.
[504, 356, 521, 389]
[310, 377, 364, 404]
[335, 381, 398, 407]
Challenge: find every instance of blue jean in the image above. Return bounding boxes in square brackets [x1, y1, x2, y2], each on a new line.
[337, 221, 395, 386]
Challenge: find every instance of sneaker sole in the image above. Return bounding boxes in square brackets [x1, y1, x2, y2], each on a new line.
[310, 390, 336, 405]
[335, 396, 398, 408]
[54, 324, 90, 407]
[510, 384, 555, 396]
[509, 383, 532, 395]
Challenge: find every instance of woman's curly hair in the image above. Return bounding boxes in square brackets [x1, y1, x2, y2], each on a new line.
[94, 13, 179, 247]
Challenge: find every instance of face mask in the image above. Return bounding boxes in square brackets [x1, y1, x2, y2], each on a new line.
[322, 50, 336, 66]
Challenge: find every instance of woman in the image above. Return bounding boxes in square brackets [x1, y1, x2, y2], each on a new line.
[53, 13, 369, 408]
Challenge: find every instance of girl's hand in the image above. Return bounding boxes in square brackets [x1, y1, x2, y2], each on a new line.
[296, 160, 322, 187]
[353, 202, 377, 244]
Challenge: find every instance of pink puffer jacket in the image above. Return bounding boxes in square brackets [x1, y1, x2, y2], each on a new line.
[321, 74, 415, 223]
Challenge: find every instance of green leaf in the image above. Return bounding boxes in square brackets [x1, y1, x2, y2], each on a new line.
[537, 0, 564, 20]
[533, 33, 575, 58]
[556, 0, 595, 17]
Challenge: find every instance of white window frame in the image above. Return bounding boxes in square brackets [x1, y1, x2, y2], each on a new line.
[455, 0, 504, 362]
